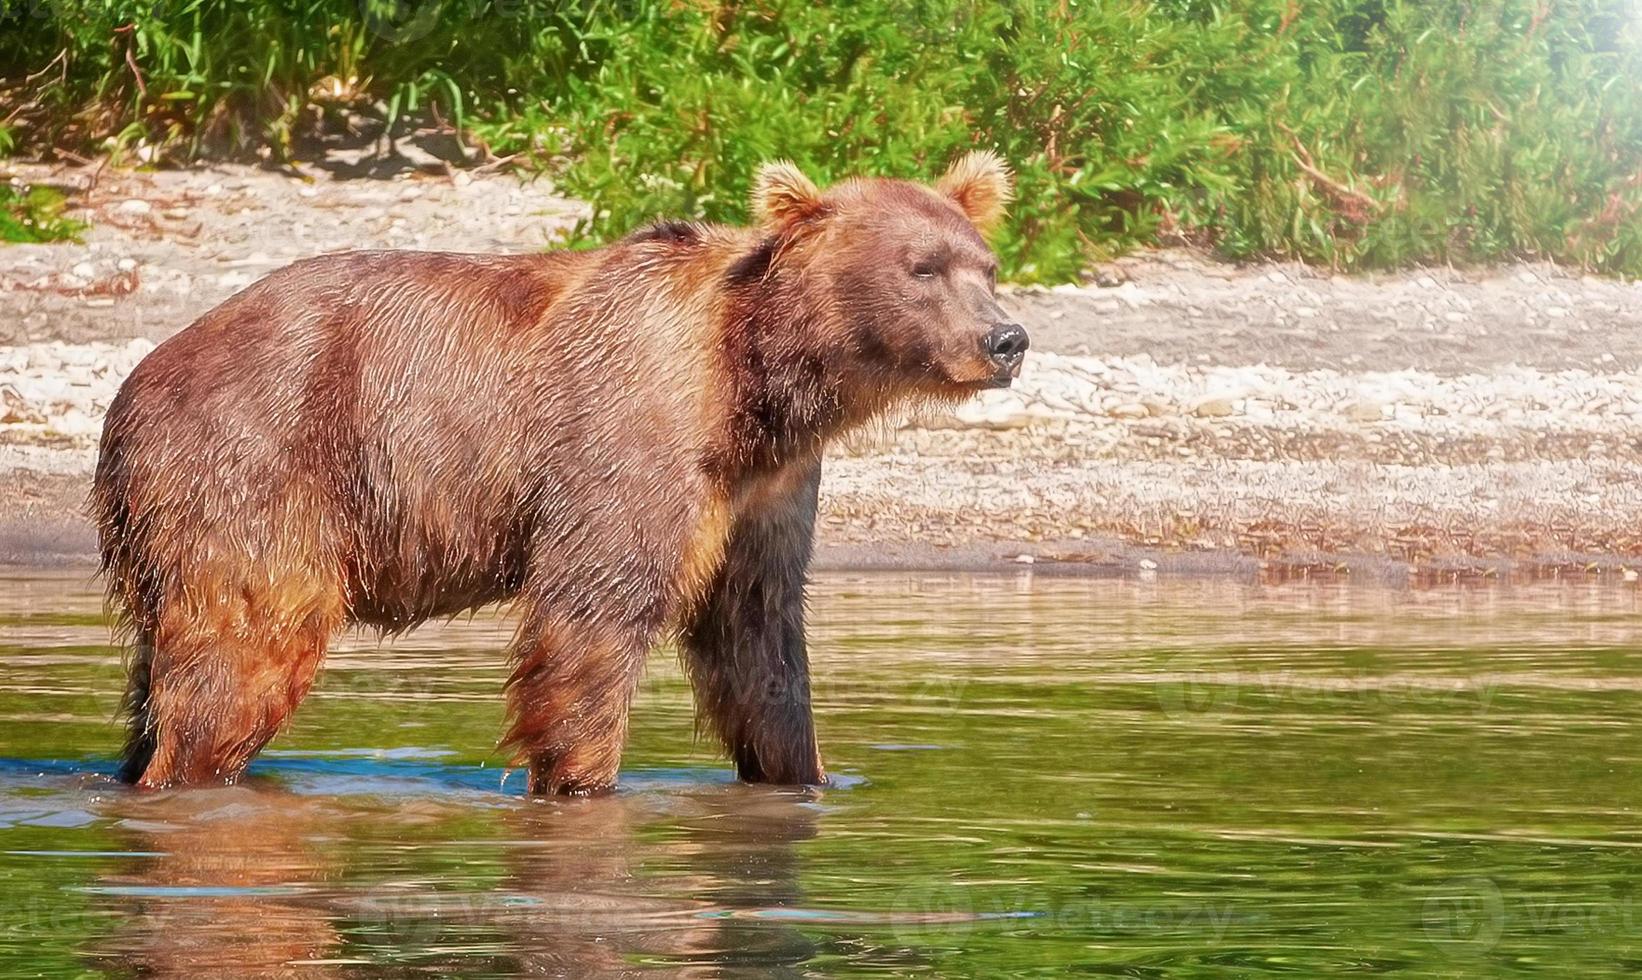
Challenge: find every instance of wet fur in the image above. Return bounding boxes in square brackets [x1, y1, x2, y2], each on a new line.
[681, 459, 823, 783]
[93, 155, 1015, 793]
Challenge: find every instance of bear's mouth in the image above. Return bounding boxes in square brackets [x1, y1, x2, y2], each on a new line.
[944, 363, 1020, 392]
[953, 368, 1015, 391]
[984, 359, 1024, 388]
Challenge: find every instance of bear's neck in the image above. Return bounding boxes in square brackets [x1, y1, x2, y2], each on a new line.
[710, 238, 860, 483]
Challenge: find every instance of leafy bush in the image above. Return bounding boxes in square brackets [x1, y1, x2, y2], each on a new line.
[2, 0, 1639, 280]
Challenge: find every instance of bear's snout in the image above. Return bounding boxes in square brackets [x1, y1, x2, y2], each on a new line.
[981, 322, 1030, 385]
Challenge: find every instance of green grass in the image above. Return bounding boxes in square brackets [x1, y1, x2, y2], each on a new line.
[0, 183, 85, 243]
[0, 123, 80, 243]
[1, 1, 1639, 280]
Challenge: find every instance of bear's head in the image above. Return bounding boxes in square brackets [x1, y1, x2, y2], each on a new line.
[751, 152, 1029, 400]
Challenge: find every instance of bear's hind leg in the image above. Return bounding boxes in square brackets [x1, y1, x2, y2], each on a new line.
[126, 576, 342, 788]
[116, 627, 159, 784]
[501, 612, 651, 796]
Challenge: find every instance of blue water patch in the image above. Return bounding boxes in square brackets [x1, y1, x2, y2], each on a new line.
[253, 756, 746, 799]
[11, 808, 98, 829]
[0, 754, 851, 802]
[0, 757, 117, 780]
[74, 884, 306, 898]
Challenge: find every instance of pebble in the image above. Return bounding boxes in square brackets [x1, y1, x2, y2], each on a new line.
[1341, 400, 1385, 423]
[1192, 398, 1237, 418]
[115, 199, 152, 215]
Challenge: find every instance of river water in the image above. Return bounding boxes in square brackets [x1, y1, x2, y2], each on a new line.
[2, 568, 1640, 976]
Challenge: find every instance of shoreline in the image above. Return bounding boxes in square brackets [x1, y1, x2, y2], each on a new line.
[4, 162, 1642, 582]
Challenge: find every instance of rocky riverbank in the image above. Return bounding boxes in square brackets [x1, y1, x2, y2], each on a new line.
[4, 161, 1642, 580]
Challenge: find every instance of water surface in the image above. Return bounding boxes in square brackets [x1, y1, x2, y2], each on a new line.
[3, 568, 1641, 976]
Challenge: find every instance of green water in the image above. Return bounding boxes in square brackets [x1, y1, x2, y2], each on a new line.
[3, 568, 1642, 976]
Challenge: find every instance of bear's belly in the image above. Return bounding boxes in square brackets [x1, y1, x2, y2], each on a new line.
[343, 535, 530, 630]
[346, 578, 519, 630]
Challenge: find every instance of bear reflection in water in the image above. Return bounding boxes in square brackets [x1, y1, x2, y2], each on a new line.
[88, 776, 822, 975]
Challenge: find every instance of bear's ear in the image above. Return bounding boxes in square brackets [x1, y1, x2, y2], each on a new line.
[752, 161, 824, 228]
[936, 150, 1013, 232]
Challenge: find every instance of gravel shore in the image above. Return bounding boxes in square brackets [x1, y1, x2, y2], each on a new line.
[4, 161, 1641, 579]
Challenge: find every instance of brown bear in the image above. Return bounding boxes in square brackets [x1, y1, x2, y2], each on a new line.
[92, 152, 1028, 794]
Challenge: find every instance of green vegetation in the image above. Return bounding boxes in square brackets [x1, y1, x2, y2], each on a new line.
[2, 1, 1639, 280]
[1, 120, 82, 242]
[0, 183, 85, 242]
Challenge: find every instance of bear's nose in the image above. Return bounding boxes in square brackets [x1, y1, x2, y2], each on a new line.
[983, 322, 1030, 367]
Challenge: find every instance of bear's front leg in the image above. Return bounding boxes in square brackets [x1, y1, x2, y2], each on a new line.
[681, 459, 825, 786]
[502, 612, 650, 796]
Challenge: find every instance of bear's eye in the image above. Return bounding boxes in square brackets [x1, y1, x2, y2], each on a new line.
[910, 259, 942, 279]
